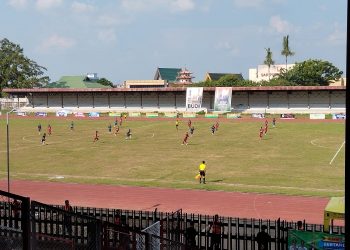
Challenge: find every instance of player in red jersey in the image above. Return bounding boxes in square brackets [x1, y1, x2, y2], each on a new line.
[264, 120, 268, 135]
[48, 124, 52, 135]
[182, 132, 189, 145]
[188, 119, 192, 128]
[259, 126, 264, 139]
[215, 121, 219, 131]
[93, 131, 99, 142]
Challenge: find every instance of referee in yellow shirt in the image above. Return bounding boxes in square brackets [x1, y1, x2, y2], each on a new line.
[199, 161, 206, 184]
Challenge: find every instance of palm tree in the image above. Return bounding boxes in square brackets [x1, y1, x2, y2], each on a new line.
[281, 35, 295, 72]
[264, 48, 274, 81]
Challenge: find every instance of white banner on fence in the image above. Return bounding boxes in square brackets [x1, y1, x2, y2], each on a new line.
[310, 113, 325, 120]
[186, 87, 203, 111]
[214, 87, 232, 111]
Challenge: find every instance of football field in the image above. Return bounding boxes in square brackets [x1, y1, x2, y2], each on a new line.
[0, 115, 345, 197]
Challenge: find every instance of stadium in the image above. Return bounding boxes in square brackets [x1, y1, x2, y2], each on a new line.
[0, 84, 345, 249]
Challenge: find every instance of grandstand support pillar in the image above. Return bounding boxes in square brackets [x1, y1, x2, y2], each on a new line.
[267, 92, 270, 109]
[61, 93, 64, 108]
[31, 93, 34, 108]
[210, 92, 214, 109]
[174, 93, 177, 108]
[329, 91, 332, 109]
[287, 92, 290, 109]
[76, 93, 79, 108]
[141, 92, 143, 109]
[157, 92, 160, 109]
[307, 91, 310, 109]
[46, 93, 49, 108]
[108, 92, 111, 108]
[92, 92, 95, 108]
[124, 93, 126, 108]
[247, 92, 250, 109]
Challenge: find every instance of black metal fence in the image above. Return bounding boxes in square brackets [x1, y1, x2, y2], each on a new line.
[0, 189, 345, 249]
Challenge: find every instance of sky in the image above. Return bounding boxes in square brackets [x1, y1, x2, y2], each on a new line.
[0, 0, 347, 84]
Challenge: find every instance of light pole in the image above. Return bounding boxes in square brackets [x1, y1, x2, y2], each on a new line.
[6, 108, 16, 193]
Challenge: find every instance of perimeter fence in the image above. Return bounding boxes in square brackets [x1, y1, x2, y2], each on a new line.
[0, 189, 345, 249]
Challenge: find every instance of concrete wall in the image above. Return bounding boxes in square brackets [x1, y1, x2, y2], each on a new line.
[24, 90, 346, 114]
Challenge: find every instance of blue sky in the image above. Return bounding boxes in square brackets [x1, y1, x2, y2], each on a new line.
[0, 0, 346, 84]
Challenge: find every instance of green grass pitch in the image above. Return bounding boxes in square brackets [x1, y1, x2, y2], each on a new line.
[0, 116, 345, 197]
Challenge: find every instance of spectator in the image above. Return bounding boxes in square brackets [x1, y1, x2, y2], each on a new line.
[256, 225, 271, 250]
[118, 216, 130, 250]
[184, 221, 197, 248]
[63, 200, 73, 236]
[208, 214, 222, 250]
[11, 199, 21, 229]
[297, 221, 304, 230]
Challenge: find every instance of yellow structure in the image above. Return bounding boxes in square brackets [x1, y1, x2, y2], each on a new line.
[323, 197, 344, 232]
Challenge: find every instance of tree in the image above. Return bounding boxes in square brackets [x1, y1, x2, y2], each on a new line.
[276, 59, 343, 86]
[97, 77, 114, 87]
[281, 35, 295, 71]
[0, 38, 49, 92]
[263, 48, 274, 81]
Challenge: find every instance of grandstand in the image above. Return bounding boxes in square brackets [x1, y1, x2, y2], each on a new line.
[2, 85, 346, 114]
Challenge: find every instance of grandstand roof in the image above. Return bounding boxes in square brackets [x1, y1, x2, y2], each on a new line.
[47, 76, 111, 89]
[154, 68, 181, 82]
[204, 72, 244, 81]
[3, 85, 345, 94]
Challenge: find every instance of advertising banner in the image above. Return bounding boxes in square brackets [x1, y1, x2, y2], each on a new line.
[74, 112, 85, 117]
[227, 113, 241, 119]
[205, 113, 218, 118]
[56, 110, 69, 117]
[288, 230, 345, 250]
[164, 113, 177, 118]
[332, 113, 346, 120]
[129, 112, 141, 117]
[35, 112, 47, 117]
[186, 87, 203, 111]
[214, 87, 232, 111]
[88, 112, 100, 117]
[109, 112, 121, 117]
[252, 113, 265, 119]
[146, 113, 159, 118]
[280, 114, 295, 119]
[182, 113, 196, 118]
[310, 114, 326, 120]
[16, 111, 27, 116]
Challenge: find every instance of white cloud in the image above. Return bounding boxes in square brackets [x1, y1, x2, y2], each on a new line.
[7, 0, 27, 9]
[233, 0, 263, 8]
[121, 0, 195, 12]
[97, 15, 120, 27]
[98, 29, 117, 43]
[71, 2, 95, 13]
[215, 41, 240, 56]
[269, 15, 292, 33]
[171, 0, 195, 11]
[39, 34, 75, 52]
[327, 23, 346, 45]
[36, 0, 63, 11]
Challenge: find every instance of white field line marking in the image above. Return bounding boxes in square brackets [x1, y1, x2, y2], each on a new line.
[310, 139, 331, 149]
[329, 141, 345, 165]
[1, 171, 343, 193]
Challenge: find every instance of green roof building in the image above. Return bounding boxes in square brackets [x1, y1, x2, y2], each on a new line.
[204, 72, 244, 81]
[47, 75, 112, 88]
[154, 68, 182, 83]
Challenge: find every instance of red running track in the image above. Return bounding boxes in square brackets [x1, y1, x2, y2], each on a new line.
[0, 179, 332, 225]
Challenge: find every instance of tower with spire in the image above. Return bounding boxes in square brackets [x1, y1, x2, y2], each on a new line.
[176, 68, 194, 84]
